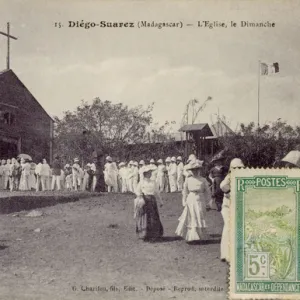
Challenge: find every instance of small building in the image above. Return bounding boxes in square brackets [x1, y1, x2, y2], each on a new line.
[0, 69, 54, 163]
[179, 123, 215, 159]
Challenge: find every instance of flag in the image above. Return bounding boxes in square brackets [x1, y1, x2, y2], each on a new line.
[260, 62, 279, 75]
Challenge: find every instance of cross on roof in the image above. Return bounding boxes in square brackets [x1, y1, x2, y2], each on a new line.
[0, 22, 18, 70]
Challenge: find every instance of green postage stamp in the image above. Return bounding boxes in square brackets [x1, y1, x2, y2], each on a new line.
[230, 169, 300, 300]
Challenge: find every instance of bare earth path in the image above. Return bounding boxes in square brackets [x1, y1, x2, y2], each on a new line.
[0, 193, 228, 300]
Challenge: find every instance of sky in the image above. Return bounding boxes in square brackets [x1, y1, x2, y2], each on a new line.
[1, 0, 300, 131]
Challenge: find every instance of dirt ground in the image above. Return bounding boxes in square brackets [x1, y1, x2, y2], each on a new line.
[0, 192, 228, 300]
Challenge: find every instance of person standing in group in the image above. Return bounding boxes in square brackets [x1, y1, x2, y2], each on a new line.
[28, 160, 37, 190]
[132, 161, 139, 193]
[39, 159, 51, 191]
[90, 160, 97, 192]
[138, 160, 146, 183]
[209, 153, 227, 211]
[4, 159, 11, 190]
[9, 158, 19, 191]
[118, 162, 127, 193]
[134, 165, 164, 241]
[0, 160, 5, 189]
[104, 156, 118, 192]
[35, 159, 43, 191]
[21, 159, 32, 191]
[64, 164, 73, 191]
[72, 158, 81, 191]
[81, 163, 91, 191]
[156, 159, 166, 192]
[175, 160, 211, 242]
[220, 158, 244, 263]
[51, 156, 62, 191]
[169, 157, 178, 193]
[164, 157, 171, 192]
[176, 156, 184, 192]
[126, 161, 134, 193]
[149, 159, 158, 181]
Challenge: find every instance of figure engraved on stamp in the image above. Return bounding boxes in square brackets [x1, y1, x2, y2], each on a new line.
[230, 168, 299, 299]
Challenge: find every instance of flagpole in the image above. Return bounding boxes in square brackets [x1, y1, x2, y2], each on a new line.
[258, 60, 261, 127]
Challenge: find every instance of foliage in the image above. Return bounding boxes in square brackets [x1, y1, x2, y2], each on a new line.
[53, 98, 180, 163]
[219, 120, 300, 167]
[245, 206, 296, 280]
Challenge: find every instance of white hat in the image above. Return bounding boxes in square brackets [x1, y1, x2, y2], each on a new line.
[165, 157, 171, 163]
[133, 161, 139, 167]
[150, 159, 155, 164]
[185, 160, 204, 170]
[106, 156, 112, 162]
[171, 156, 176, 162]
[128, 160, 134, 165]
[187, 154, 197, 163]
[141, 165, 154, 174]
[65, 164, 70, 168]
[230, 158, 245, 169]
[177, 156, 182, 161]
[157, 159, 163, 164]
[281, 151, 300, 167]
[119, 162, 125, 167]
[139, 160, 145, 165]
[74, 158, 79, 162]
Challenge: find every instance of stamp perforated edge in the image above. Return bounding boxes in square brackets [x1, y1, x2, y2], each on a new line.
[228, 168, 300, 300]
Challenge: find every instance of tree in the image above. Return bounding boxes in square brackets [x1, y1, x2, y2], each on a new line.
[54, 98, 154, 163]
[219, 120, 300, 167]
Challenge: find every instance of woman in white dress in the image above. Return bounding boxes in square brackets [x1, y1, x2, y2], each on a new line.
[175, 160, 211, 242]
[134, 165, 164, 241]
[220, 158, 244, 263]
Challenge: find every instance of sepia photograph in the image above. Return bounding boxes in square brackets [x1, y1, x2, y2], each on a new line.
[0, 1, 300, 299]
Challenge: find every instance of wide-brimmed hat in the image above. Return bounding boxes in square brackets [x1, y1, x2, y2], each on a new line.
[139, 160, 145, 165]
[157, 159, 163, 164]
[119, 162, 125, 167]
[281, 151, 300, 167]
[230, 158, 244, 169]
[177, 156, 182, 161]
[141, 165, 154, 174]
[211, 150, 226, 163]
[185, 160, 204, 170]
[165, 157, 171, 163]
[150, 159, 155, 164]
[171, 157, 176, 162]
[187, 154, 196, 163]
[106, 156, 112, 162]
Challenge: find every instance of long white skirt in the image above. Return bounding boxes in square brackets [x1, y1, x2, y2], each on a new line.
[220, 197, 230, 261]
[175, 192, 208, 242]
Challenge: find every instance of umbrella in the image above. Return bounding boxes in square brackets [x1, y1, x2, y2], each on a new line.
[17, 153, 32, 161]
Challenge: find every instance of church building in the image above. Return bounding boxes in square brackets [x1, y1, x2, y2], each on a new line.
[0, 69, 54, 163]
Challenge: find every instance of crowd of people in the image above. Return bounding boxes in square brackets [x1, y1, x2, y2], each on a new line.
[132, 149, 300, 264]
[2, 149, 298, 264]
[0, 156, 98, 192]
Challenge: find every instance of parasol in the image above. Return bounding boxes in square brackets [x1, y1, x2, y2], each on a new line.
[17, 153, 32, 161]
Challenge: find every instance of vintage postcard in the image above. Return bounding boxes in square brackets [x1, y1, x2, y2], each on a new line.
[230, 168, 300, 300]
[1, 1, 300, 300]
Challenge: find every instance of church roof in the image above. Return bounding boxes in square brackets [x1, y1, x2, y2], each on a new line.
[0, 69, 54, 122]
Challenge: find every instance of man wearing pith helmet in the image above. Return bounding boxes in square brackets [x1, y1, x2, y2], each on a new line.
[176, 156, 184, 191]
[156, 159, 166, 192]
[149, 158, 158, 180]
[169, 157, 178, 192]
[164, 157, 171, 193]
